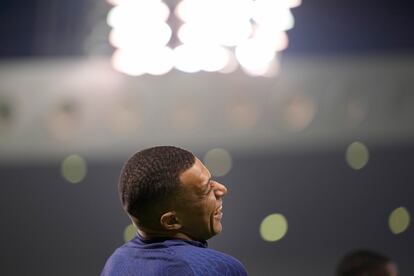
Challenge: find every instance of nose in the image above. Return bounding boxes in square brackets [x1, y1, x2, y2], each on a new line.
[213, 181, 227, 198]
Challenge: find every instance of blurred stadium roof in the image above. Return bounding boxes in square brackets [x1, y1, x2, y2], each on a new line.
[0, 0, 413, 57]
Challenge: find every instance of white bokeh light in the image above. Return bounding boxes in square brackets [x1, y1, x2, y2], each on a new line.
[109, 23, 172, 49]
[199, 45, 230, 72]
[178, 21, 253, 47]
[107, 1, 169, 28]
[289, 0, 302, 8]
[177, 23, 214, 45]
[173, 44, 202, 73]
[253, 28, 289, 52]
[174, 0, 207, 23]
[219, 50, 239, 73]
[108, 0, 301, 76]
[235, 39, 276, 75]
[175, 0, 253, 48]
[216, 20, 253, 47]
[175, 0, 252, 24]
[252, 1, 294, 30]
[112, 47, 174, 76]
[146, 47, 174, 75]
[111, 49, 145, 76]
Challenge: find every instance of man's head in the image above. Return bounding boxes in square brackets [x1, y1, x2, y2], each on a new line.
[336, 249, 399, 276]
[119, 146, 227, 241]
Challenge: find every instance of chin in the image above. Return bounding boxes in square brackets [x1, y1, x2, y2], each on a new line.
[213, 224, 223, 235]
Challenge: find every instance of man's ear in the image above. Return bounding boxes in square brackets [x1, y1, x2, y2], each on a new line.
[160, 211, 182, 230]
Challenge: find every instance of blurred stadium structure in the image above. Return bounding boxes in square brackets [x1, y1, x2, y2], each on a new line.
[1, 0, 414, 161]
[1, 55, 414, 162]
[0, 0, 413, 275]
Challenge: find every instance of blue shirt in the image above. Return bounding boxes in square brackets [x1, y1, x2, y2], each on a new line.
[101, 234, 248, 276]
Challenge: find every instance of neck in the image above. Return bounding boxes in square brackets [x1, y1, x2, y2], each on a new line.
[137, 227, 194, 241]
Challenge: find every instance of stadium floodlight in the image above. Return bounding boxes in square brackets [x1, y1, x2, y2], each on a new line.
[107, 0, 302, 76]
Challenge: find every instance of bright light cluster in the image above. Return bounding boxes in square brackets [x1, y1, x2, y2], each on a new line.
[107, 0, 301, 77]
[107, 0, 173, 76]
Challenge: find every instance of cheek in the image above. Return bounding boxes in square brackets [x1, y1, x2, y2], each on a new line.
[188, 195, 216, 221]
[193, 200, 213, 217]
[207, 196, 217, 212]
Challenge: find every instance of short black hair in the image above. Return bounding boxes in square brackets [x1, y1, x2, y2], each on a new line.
[118, 146, 195, 227]
[336, 249, 391, 276]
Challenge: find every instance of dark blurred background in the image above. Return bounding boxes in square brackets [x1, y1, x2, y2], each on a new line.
[0, 0, 413, 275]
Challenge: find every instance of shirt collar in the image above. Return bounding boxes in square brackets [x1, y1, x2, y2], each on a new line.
[135, 232, 208, 248]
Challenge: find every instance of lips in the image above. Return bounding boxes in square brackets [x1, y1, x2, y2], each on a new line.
[214, 205, 223, 219]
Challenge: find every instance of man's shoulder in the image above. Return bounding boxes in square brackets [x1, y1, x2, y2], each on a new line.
[101, 238, 248, 276]
[101, 245, 195, 276]
[172, 246, 248, 276]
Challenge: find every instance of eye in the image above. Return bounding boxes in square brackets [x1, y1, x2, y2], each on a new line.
[205, 180, 213, 194]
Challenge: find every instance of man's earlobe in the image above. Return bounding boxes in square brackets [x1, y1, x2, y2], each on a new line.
[160, 211, 182, 230]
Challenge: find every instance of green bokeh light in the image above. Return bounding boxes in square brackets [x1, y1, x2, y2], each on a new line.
[260, 213, 288, 242]
[61, 154, 87, 184]
[346, 141, 369, 170]
[203, 148, 232, 177]
[389, 207, 411, 234]
[124, 224, 137, 242]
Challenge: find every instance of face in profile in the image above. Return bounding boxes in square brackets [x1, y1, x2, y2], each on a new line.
[175, 158, 227, 241]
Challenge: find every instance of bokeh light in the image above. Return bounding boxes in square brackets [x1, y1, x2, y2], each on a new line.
[61, 154, 87, 184]
[203, 148, 233, 177]
[219, 50, 239, 73]
[107, 1, 170, 28]
[244, 57, 280, 77]
[107, 100, 141, 136]
[235, 38, 276, 74]
[107, 0, 173, 76]
[282, 94, 316, 131]
[108, 0, 301, 76]
[172, 105, 197, 129]
[173, 44, 231, 73]
[111, 49, 145, 76]
[199, 45, 230, 72]
[124, 223, 137, 242]
[111, 47, 174, 76]
[346, 99, 368, 128]
[252, 2, 294, 30]
[216, 20, 253, 47]
[226, 101, 259, 130]
[175, 0, 252, 25]
[346, 141, 370, 170]
[288, 0, 302, 8]
[109, 23, 172, 49]
[260, 213, 288, 242]
[389, 207, 411, 234]
[173, 44, 202, 73]
[48, 99, 81, 141]
[253, 28, 289, 52]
